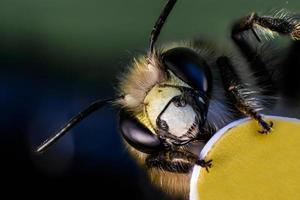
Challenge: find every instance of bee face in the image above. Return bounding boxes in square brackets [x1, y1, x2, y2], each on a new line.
[158, 100, 197, 138]
[144, 84, 184, 134]
[146, 85, 196, 138]
[145, 83, 203, 141]
[119, 47, 212, 151]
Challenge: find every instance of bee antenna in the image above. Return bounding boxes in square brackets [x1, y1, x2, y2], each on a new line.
[35, 95, 124, 154]
[148, 0, 177, 58]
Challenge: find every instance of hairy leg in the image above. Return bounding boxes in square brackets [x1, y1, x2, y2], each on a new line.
[217, 56, 273, 133]
[232, 10, 300, 103]
[146, 149, 212, 173]
[231, 11, 300, 95]
[231, 13, 276, 95]
[232, 12, 300, 41]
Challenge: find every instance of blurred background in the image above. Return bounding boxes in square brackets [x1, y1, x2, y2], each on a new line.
[1, 0, 300, 199]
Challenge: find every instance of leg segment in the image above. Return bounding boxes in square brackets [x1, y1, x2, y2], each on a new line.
[146, 149, 212, 173]
[232, 12, 300, 41]
[231, 10, 300, 102]
[217, 56, 273, 133]
[231, 13, 277, 95]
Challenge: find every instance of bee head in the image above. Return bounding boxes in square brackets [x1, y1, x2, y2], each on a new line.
[119, 47, 212, 153]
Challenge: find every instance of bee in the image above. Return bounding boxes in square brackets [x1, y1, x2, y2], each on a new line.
[35, 0, 300, 199]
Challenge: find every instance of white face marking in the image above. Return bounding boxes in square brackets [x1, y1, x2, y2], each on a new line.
[160, 103, 196, 137]
[144, 85, 181, 129]
[144, 82, 198, 137]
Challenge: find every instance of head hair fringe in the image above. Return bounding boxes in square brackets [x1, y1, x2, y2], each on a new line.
[116, 50, 167, 113]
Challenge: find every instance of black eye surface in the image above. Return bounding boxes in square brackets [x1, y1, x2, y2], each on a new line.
[119, 110, 165, 154]
[162, 47, 212, 94]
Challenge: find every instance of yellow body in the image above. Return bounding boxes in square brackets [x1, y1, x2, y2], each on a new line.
[190, 115, 300, 200]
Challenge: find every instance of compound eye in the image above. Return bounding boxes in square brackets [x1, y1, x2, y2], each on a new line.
[162, 47, 212, 93]
[119, 110, 165, 154]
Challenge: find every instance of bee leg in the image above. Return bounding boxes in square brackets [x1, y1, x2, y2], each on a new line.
[145, 150, 212, 173]
[231, 11, 300, 95]
[217, 56, 273, 134]
[231, 13, 277, 96]
[232, 12, 300, 41]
